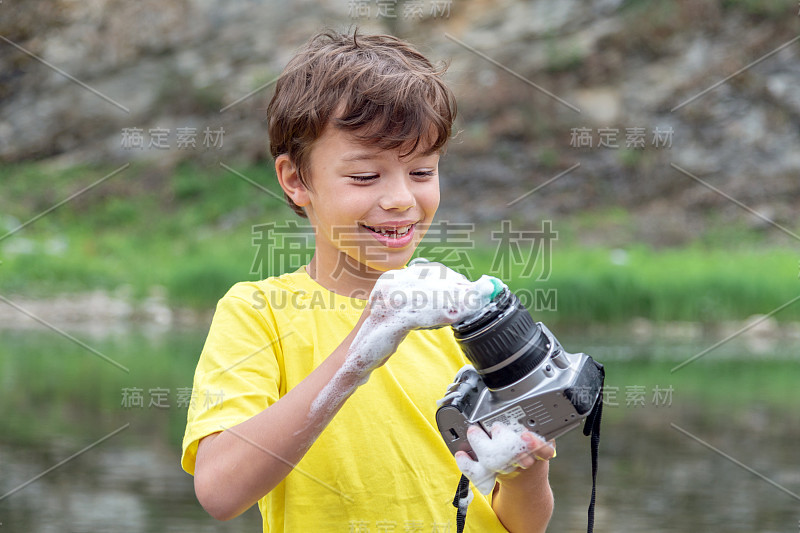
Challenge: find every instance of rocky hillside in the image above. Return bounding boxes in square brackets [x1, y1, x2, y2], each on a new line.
[2, 0, 799, 246]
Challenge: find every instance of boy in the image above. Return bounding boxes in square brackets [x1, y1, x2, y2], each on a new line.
[182, 30, 555, 532]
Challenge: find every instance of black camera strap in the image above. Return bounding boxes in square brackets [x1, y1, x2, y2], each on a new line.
[584, 390, 603, 533]
[453, 473, 470, 533]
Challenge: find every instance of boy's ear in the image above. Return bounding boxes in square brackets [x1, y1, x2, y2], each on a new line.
[275, 154, 310, 207]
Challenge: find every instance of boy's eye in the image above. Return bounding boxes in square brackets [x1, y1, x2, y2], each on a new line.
[347, 171, 435, 182]
[411, 170, 435, 178]
[348, 174, 379, 182]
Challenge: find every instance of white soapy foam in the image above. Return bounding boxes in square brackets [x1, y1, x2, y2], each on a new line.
[308, 262, 497, 422]
[455, 422, 538, 495]
[458, 485, 474, 512]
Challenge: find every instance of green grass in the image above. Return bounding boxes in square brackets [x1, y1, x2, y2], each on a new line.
[0, 161, 290, 302]
[1, 162, 799, 323]
[538, 246, 799, 323]
[722, 0, 797, 18]
[624, 0, 796, 19]
[450, 245, 800, 324]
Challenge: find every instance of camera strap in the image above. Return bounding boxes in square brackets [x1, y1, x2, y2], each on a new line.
[453, 473, 470, 533]
[584, 389, 603, 533]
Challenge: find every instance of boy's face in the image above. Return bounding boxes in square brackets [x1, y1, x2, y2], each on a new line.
[302, 125, 441, 279]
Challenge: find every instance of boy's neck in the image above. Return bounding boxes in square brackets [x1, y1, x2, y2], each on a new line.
[305, 254, 384, 299]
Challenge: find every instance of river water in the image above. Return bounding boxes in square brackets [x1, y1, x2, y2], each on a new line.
[0, 328, 797, 532]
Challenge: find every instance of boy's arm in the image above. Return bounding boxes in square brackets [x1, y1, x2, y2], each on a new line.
[193, 306, 374, 521]
[492, 460, 555, 533]
[193, 262, 496, 521]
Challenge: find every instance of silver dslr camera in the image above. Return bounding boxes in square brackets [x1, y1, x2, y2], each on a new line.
[436, 287, 604, 459]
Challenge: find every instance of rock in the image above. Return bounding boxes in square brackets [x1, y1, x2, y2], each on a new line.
[630, 317, 654, 341]
[1, 0, 799, 242]
[741, 314, 780, 340]
[571, 87, 622, 125]
[141, 286, 173, 326]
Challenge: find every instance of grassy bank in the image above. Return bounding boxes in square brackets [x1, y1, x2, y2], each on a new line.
[501, 246, 800, 324]
[1, 162, 798, 322]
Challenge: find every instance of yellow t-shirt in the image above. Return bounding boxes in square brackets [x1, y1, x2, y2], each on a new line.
[182, 269, 509, 532]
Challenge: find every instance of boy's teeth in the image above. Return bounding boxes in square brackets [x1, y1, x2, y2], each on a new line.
[365, 224, 411, 237]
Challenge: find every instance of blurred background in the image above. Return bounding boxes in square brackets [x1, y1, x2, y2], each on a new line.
[1, 0, 799, 531]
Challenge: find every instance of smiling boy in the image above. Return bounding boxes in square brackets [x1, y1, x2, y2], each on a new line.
[182, 30, 555, 532]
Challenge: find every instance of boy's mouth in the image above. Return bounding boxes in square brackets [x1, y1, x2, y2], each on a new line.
[361, 223, 413, 238]
[360, 222, 416, 248]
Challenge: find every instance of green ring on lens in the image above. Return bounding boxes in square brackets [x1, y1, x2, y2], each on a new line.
[488, 277, 505, 300]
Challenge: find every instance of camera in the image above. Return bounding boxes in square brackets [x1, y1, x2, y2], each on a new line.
[436, 286, 604, 460]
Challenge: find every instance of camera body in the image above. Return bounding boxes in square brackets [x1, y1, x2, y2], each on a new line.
[436, 288, 604, 460]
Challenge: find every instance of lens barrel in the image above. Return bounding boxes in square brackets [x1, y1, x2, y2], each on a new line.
[452, 288, 549, 389]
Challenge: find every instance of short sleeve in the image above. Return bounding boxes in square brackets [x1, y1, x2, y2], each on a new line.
[181, 283, 283, 475]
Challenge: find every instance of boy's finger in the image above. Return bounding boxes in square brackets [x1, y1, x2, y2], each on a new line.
[522, 432, 555, 461]
[515, 451, 537, 468]
[465, 425, 493, 456]
[489, 423, 507, 438]
[455, 450, 477, 469]
[455, 451, 497, 495]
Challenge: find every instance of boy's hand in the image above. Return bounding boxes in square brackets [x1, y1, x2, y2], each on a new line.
[310, 261, 500, 419]
[455, 423, 555, 495]
[368, 260, 497, 330]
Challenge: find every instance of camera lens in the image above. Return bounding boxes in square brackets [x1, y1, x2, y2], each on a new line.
[452, 288, 549, 389]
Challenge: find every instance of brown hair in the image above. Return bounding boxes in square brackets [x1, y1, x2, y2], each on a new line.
[267, 29, 457, 217]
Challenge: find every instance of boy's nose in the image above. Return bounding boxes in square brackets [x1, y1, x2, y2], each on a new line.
[379, 177, 416, 211]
